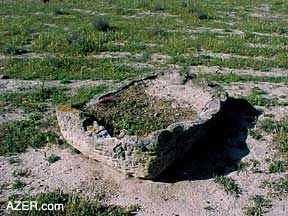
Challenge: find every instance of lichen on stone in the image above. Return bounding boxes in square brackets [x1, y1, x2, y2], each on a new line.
[57, 104, 78, 113]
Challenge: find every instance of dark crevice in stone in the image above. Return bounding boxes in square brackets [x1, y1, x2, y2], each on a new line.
[81, 114, 97, 131]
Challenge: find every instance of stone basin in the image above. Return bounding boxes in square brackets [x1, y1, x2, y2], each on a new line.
[56, 71, 228, 179]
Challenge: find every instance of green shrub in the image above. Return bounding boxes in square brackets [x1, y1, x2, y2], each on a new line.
[47, 154, 61, 164]
[93, 16, 112, 32]
[10, 179, 25, 189]
[53, 7, 70, 15]
[2, 44, 28, 55]
[269, 160, 286, 173]
[244, 195, 271, 216]
[214, 176, 240, 195]
[153, 2, 164, 11]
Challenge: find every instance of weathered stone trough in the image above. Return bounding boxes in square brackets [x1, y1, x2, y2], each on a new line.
[56, 71, 228, 179]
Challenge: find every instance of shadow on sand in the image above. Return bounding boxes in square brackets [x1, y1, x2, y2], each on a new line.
[155, 98, 261, 183]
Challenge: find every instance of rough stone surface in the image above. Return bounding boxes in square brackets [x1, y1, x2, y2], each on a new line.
[56, 71, 228, 179]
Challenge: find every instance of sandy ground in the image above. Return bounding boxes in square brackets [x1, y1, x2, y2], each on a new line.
[0, 77, 287, 216]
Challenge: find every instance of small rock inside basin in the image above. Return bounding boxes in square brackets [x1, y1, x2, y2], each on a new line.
[56, 71, 228, 179]
[84, 83, 197, 137]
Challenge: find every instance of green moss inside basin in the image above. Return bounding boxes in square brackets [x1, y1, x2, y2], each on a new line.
[85, 83, 196, 137]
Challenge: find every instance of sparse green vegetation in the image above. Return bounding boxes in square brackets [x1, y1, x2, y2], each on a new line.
[262, 178, 288, 196]
[214, 175, 240, 195]
[249, 129, 262, 140]
[53, 7, 71, 16]
[195, 73, 288, 84]
[0, 118, 61, 156]
[66, 85, 108, 107]
[47, 154, 61, 164]
[268, 160, 286, 173]
[0, 57, 147, 80]
[240, 88, 279, 107]
[273, 123, 288, 155]
[59, 79, 71, 84]
[9, 191, 132, 216]
[93, 16, 113, 32]
[86, 83, 196, 136]
[153, 2, 164, 11]
[258, 118, 288, 171]
[10, 179, 25, 189]
[244, 195, 271, 216]
[1, 0, 288, 82]
[249, 159, 262, 173]
[0, 86, 67, 113]
[186, 0, 215, 20]
[204, 206, 215, 211]
[0, 85, 108, 113]
[2, 44, 28, 55]
[0, 84, 108, 155]
[237, 161, 249, 173]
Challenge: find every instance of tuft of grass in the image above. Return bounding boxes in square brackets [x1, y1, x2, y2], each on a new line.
[10, 179, 25, 190]
[273, 125, 288, 154]
[240, 88, 278, 107]
[93, 16, 112, 32]
[69, 147, 81, 155]
[268, 160, 286, 173]
[262, 178, 288, 195]
[185, 0, 214, 20]
[204, 206, 215, 211]
[250, 87, 267, 96]
[9, 191, 133, 216]
[153, 2, 164, 11]
[249, 159, 262, 173]
[194, 73, 288, 84]
[214, 175, 240, 195]
[258, 118, 279, 134]
[258, 118, 288, 171]
[47, 154, 61, 164]
[59, 79, 71, 84]
[244, 195, 271, 216]
[53, 7, 70, 16]
[148, 25, 167, 38]
[2, 44, 28, 55]
[237, 161, 249, 173]
[249, 129, 262, 140]
[115, 7, 135, 15]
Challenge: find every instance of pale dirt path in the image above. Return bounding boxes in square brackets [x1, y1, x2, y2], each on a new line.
[187, 65, 288, 77]
[0, 79, 114, 93]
